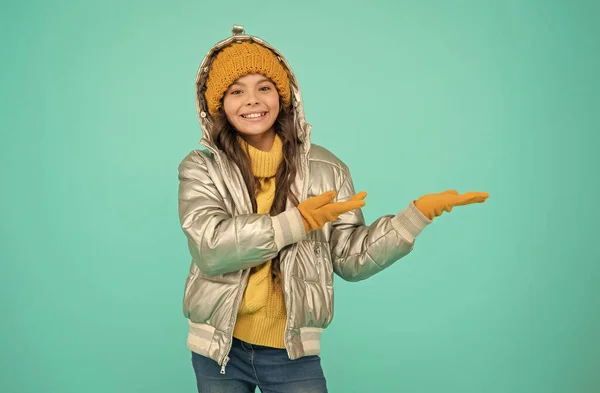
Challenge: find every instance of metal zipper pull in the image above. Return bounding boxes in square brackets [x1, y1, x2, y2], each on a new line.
[220, 355, 230, 375]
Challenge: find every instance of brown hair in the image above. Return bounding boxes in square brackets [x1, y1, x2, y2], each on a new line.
[211, 97, 301, 283]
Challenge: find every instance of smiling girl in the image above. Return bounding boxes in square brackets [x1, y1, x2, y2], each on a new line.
[178, 25, 488, 393]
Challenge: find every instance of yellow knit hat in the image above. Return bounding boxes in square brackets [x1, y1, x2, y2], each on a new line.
[204, 42, 292, 117]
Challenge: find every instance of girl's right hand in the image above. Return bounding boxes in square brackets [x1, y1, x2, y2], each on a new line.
[298, 190, 367, 232]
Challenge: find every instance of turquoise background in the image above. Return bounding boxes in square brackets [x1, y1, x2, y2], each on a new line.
[1, 0, 599, 392]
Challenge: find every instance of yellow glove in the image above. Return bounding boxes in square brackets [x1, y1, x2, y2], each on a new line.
[414, 190, 489, 220]
[298, 190, 367, 232]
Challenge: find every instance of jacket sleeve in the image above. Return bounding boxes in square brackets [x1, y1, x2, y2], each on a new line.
[330, 171, 432, 282]
[178, 151, 307, 276]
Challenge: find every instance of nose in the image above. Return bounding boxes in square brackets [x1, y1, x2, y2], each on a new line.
[245, 91, 259, 106]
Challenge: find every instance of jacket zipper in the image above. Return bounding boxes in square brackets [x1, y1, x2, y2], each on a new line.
[282, 146, 310, 356]
[220, 354, 230, 374]
[216, 151, 251, 375]
[219, 256, 249, 374]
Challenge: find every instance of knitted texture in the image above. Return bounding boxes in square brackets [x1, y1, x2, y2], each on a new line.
[205, 42, 291, 117]
[237, 133, 283, 178]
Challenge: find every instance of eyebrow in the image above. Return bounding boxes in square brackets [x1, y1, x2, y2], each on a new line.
[230, 78, 273, 87]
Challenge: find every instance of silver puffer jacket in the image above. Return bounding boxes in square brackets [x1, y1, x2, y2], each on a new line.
[178, 25, 431, 373]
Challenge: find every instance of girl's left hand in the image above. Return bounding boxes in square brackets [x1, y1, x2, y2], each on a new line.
[414, 190, 489, 220]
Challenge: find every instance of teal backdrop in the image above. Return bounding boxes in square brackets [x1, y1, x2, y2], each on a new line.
[1, 0, 599, 392]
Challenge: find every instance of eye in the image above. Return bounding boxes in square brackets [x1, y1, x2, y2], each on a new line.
[230, 89, 242, 95]
[259, 86, 272, 91]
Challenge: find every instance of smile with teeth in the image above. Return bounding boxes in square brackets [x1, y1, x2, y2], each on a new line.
[241, 112, 267, 119]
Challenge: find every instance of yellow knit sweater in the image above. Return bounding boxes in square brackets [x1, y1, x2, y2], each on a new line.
[232, 133, 287, 348]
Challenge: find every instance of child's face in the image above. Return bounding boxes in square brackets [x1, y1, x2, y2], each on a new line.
[223, 73, 280, 140]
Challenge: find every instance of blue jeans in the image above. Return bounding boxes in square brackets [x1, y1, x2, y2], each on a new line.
[191, 337, 328, 392]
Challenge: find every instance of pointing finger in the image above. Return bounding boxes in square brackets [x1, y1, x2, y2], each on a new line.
[305, 191, 336, 208]
[452, 191, 489, 206]
[325, 200, 366, 216]
[348, 191, 367, 202]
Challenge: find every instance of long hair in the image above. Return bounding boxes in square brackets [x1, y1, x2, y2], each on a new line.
[211, 97, 301, 283]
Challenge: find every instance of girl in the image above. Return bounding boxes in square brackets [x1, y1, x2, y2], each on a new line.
[178, 25, 488, 393]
